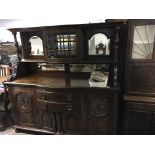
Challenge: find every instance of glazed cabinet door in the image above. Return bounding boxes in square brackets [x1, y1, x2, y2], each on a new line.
[84, 92, 118, 134]
[43, 29, 82, 62]
[9, 87, 37, 128]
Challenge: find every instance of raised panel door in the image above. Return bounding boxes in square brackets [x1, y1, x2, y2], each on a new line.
[84, 93, 118, 134]
[124, 110, 152, 134]
[10, 87, 37, 128]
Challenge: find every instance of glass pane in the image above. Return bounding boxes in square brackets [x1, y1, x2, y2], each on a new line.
[47, 33, 78, 58]
[132, 25, 155, 59]
[88, 33, 110, 55]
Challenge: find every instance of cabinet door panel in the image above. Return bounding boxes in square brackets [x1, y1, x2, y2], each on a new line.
[128, 64, 155, 94]
[38, 110, 56, 132]
[62, 105, 81, 134]
[13, 109, 36, 128]
[150, 112, 155, 134]
[125, 110, 151, 134]
[10, 87, 37, 128]
[84, 93, 117, 134]
[44, 29, 82, 61]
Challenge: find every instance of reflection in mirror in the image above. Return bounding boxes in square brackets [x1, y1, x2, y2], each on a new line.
[70, 64, 109, 73]
[89, 33, 110, 55]
[29, 36, 43, 55]
[70, 64, 95, 72]
[38, 63, 64, 71]
[132, 25, 155, 59]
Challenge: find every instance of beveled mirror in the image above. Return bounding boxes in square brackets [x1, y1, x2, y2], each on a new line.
[88, 33, 110, 55]
[29, 36, 43, 55]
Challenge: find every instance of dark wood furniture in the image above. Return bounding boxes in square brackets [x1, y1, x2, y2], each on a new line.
[3, 22, 126, 134]
[123, 19, 155, 134]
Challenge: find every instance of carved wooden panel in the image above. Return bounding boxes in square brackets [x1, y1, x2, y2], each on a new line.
[123, 110, 152, 134]
[39, 110, 56, 132]
[16, 93, 32, 109]
[84, 93, 117, 134]
[88, 94, 109, 118]
[150, 112, 155, 134]
[17, 112, 35, 126]
[128, 63, 155, 93]
[10, 87, 36, 127]
[62, 111, 81, 134]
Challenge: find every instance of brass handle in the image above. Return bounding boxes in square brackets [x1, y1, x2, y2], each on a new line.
[67, 105, 72, 111]
[133, 105, 144, 109]
[66, 94, 72, 101]
[42, 102, 47, 109]
[41, 93, 46, 100]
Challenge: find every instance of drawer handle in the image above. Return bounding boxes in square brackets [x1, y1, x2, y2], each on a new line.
[66, 94, 72, 101]
[133, 105, 144, 109]
[41, 93, 46, 100]
[42, 102, 47, 109]
[67, 105, 72, 111]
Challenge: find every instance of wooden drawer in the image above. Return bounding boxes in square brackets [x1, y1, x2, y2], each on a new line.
[38, 101, 80, 112]
[36, 90, 80, 103]
[127, 102, 155, 111]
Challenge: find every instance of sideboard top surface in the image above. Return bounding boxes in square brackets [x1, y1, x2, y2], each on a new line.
[5, 71, 120, 91]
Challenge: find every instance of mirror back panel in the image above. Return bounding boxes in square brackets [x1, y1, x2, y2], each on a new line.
[20, 31, 45, 59]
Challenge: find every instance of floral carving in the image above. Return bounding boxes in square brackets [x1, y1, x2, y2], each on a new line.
[88, 95, 109, 117]
[16, 92, 32, 109]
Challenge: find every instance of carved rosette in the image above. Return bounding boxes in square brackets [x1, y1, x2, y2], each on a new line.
[16, 92, 32, 109]
[88, 95, 109, 118]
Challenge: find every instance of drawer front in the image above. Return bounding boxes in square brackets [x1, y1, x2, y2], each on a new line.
[127, 102, 155, 111]
[38, 101, 80, 112]
[36, 90, 80, 103]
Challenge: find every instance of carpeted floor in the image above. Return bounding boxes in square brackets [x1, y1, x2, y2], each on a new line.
[0, 125, 51, 135]
[0, 126, 29, 135]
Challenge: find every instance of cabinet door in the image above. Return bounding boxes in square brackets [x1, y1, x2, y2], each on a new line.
[10, 87, 37, 128]
[38, 109, 56, 133]
[84, 93, 118, 134]
[124, 110, 152, 134]
[62, 103, 81, 134]
[150, 112, 155, 134]
[44, 29, 82, 62]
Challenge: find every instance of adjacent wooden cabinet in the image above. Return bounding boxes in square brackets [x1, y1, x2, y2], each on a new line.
[123, 99, 155, 134]
[123, 19, 155, 135]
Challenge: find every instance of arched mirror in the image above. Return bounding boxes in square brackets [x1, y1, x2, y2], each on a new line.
[88, 33, 110, 55]
[29, 36, 44, 55]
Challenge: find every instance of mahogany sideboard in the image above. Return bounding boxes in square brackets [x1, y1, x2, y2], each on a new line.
[4, 20, 155, 134]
